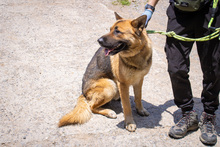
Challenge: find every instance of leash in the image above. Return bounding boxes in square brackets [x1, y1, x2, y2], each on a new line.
[147, 28, 220, 41]
[147, 0, 220, 42]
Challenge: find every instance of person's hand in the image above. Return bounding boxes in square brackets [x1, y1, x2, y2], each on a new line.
[142, 9, 153, 27]
[142, 4, 155, 27]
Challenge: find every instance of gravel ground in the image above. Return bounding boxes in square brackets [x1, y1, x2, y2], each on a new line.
[0, 0, 219, 146]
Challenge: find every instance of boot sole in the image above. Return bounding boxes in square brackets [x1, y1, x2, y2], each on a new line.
[199, 136, 217, 145]
[169, 125, 199, 139]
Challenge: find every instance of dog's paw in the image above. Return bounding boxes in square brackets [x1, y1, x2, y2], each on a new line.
[136, 108, 150, 116]
[107, 110, 117, 119]
[125, 123, 136, 132]
[124, 118, 136, 132]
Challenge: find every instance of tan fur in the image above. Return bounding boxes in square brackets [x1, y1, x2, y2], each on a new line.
[58, 95, 92, 127]
[58, 13, 152, 132]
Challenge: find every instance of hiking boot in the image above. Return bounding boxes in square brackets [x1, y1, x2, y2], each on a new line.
[199, 112, 217, 145]
[169, 110, 199, 138]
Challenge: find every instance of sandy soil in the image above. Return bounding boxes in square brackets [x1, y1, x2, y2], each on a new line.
[0, 0, 219, 146]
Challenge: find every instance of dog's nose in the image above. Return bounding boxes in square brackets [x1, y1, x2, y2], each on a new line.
[97, 37, 104, 45]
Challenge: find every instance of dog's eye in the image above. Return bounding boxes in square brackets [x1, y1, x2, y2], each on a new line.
[114, 28, 122, 35]
[115, 29, 121, 34]
[113, 26, 122, 35]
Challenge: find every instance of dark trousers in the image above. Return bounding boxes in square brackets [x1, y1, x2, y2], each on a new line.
[165, 2, 220, 114]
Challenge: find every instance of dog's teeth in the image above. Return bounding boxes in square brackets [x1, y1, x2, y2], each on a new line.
[116, 43, 121, 48]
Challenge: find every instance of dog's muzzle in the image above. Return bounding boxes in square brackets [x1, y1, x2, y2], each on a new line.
[97, 37, 105, 46]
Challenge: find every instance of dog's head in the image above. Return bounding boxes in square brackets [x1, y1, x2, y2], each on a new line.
[98, 12, 147, 57]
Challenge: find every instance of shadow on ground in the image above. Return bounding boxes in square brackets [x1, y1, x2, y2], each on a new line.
[103, 96, 175, 129]
[104, 97, 220, 137]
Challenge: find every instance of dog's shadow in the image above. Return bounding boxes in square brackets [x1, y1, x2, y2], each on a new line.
[104, 96, 175, 129]
[104, 97, 220, 136]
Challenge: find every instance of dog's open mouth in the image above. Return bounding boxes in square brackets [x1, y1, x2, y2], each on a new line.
[104, 43, 126, 56]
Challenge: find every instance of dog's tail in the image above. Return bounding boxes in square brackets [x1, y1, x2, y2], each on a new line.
[58, 95, 92, 127]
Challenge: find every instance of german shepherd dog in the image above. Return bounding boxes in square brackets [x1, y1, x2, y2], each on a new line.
[58, 12, 152, 132]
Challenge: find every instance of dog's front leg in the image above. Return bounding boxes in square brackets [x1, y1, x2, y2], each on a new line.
[118, 82, 136, 132]
[133, 78, 149, 116]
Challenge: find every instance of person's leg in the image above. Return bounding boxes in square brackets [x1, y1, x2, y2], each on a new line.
[197, 40, 219, 145]
[196, 39, 220, 115]
[165, 3, 200, 112]
[196, 26, 220, 146]
[194, 2, 220, 145]
[189, 38, 220, 145]
[166, 37, 199, 139]
[195, 1, 220, 115]
[166, 37, 194, 112]
[165, 4, 199, 138]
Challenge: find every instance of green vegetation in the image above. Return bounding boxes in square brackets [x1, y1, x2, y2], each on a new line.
[112, 0, 131, 6]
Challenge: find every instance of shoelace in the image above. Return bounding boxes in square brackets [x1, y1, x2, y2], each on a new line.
[177, 113, 190, 127]
[203, 114, 215, 133]
[204, 121, 213, 133]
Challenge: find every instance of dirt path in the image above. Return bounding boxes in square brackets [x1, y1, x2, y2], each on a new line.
[0, 0, 219, 146]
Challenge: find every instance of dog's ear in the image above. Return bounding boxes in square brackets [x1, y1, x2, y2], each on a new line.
[114, 12, 123, 20]
[131, 15, 147, 36]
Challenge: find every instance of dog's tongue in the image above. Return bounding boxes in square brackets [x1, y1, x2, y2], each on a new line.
[105, 48, 113, 56]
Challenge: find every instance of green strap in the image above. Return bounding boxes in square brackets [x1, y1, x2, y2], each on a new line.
[147, 28, 220, 42]
[208, 0, 219, 28]
[147, 0, 220, 42]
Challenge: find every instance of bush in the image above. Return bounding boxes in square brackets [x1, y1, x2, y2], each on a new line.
[112, 0, 131, 6]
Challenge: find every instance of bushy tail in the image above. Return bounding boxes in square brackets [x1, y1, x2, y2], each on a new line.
[58, 95, 92, 127]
